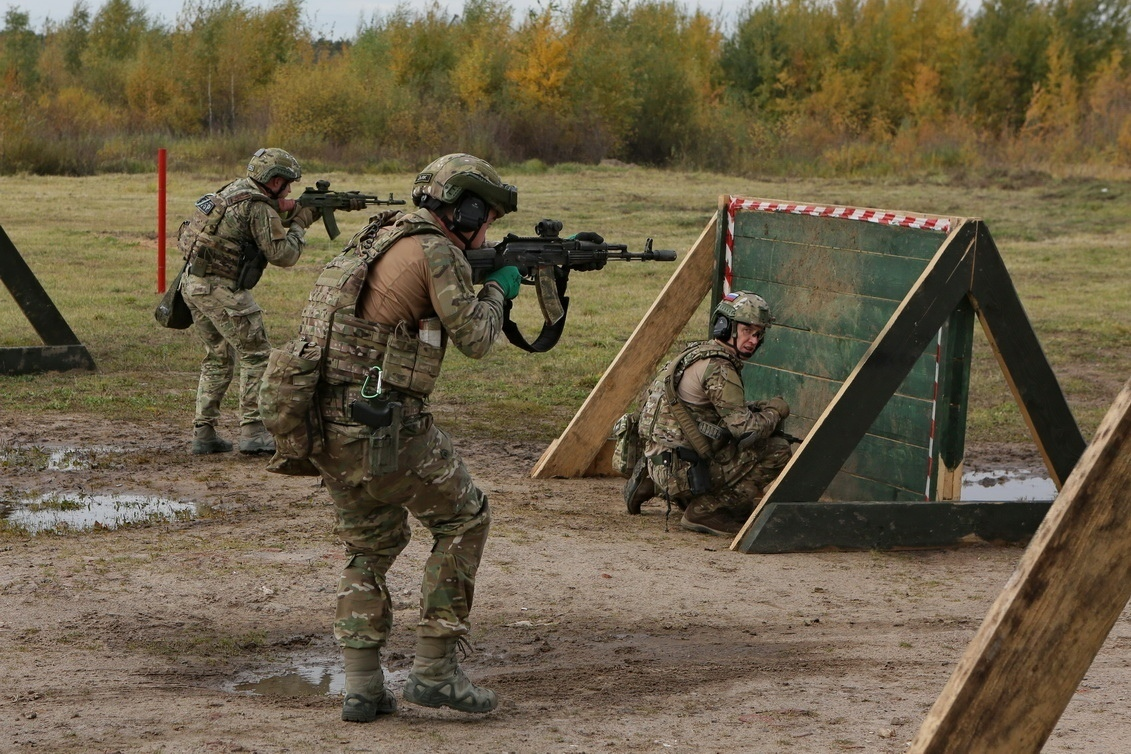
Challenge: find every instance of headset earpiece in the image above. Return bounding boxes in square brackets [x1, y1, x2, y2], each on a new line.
[711, 315, 732, 341]
[451, 192, 489, 233]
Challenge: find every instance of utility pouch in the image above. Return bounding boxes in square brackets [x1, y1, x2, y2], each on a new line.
[380, 327, 443, 395]
[234, 245, 267, 290]
[187, 250, 209, 277]
[611, 412, 641, 478]
[350, 398, 402, 477]
[677, 447, 712, 496]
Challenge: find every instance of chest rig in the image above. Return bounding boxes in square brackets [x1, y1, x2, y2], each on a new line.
[639, 340, 746, 457]
[178, 181, 270, 280]
[298, 211, 447, 422]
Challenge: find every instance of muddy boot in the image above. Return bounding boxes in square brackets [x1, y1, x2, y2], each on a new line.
[238, 421, 276, 455]
[191, 423, 232, 455]
[623, 458, 655, 515]
[403, 637, 497, 713]
[679, 499, 744, 537]
[340, 647, 397, 722]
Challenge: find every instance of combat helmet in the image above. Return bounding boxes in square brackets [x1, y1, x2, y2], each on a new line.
[711, 291, 772, 341]
[412, 153, 518, 217]
[247, 148, 302, 185]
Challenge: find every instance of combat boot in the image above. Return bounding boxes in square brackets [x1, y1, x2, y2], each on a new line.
[340, 647, 397, 723]
[191, 423, 232, 455]
[403, 637, 497, 713]
[238, 421, 276, 454]
[679, 499, 744, 537]
[623, 458, 655, 515]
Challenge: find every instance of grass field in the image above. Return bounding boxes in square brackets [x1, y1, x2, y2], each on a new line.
[0, 164, 1128, 447]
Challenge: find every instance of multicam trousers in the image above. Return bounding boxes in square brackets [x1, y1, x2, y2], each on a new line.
[647, 434, 793, 518]
[311, 411, 491, 650]
[181, 274, 270, 427]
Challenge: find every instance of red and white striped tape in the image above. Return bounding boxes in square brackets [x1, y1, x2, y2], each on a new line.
[723, 196, 952, 294]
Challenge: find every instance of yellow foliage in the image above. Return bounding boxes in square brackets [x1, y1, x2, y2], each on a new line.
[507, 10, 570, 110]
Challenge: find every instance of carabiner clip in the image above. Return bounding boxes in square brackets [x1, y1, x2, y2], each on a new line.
[361, 365, 383, 399]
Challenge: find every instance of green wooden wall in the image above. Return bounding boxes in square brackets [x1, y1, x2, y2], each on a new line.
[714, 200, 975, 502]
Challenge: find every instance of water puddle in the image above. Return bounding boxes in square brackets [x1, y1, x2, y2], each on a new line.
[227, 659, 410, 697]
[0, 492, 198, 534]
[961, 469, 1057, 502]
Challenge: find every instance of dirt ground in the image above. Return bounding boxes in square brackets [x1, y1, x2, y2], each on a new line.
[2, 413, 1130, 754]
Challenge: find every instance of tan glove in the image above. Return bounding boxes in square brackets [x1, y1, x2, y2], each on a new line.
[763, 396, 791, 420]
[289, 206, 317, 229]
[347, 197, 367, 211]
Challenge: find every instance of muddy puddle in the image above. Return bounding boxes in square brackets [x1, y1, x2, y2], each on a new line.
[960, 468, 1057, 501]
[226, 658, 410, 697]
[0, 492, 199, 534]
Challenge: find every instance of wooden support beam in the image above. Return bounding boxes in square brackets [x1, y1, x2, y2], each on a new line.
[740, 500, 1052, 553]
[908, 377, 1131, 753]
[0, 223, 96, 375]
[968, 226, 1086, 487]
[531, 212, 719, 478]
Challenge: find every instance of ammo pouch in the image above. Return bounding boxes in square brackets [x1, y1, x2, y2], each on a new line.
[611, 412, 641, 478]
[259, 338, 324, 462]
[380, 326, 444, 395]
[235, 245, 268, 290]
[350, 398, 402, 478]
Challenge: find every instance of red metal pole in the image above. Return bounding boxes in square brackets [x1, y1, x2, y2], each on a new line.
[157, 148, 167, 293]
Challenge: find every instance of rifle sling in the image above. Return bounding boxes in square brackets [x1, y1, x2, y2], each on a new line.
[662, 357, 728, 461]
[501, 268, 570, 353]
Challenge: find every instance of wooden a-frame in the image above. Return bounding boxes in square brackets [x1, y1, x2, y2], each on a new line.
[0, 223, 96, 375]
[908, 376, 1131, 752]
[732, 219, 1085, 552]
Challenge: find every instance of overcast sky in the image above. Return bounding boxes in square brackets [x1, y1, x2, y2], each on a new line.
[8, 0, 768, 38]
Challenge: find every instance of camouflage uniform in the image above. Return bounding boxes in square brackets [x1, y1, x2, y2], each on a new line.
[303, 208, 506, 649]
[180, 176, 306, 429]
[639, 340, 792, 521]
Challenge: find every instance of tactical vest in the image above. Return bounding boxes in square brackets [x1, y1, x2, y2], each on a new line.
[639, 340, 746, 456]
[298, 210, 447, 423]
[178, 181, 270, 280]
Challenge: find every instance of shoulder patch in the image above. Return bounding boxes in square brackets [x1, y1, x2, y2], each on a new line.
[195, 195, 217, 214]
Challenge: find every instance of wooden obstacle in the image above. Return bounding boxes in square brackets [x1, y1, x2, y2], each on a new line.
[0, 223, 96, 375]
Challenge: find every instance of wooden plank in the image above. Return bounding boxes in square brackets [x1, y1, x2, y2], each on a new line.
[0, 223, 85, 346]
[739, 279, 907, 338]
[840, 434, 931, 493]
[741, 500, 1052, 553]
[735, 239, 933, 301]
[531, 212, 719, 478]
[0, 345, 97, 375]
[733, 220, 979, 550]
[908, 377, 1131, 753]
[968, 227, 1085, 487]
[759, 328, 940, 397]
[733, 209, 948, 261]
[825, 472, 929, 503]
[751, 368, 935, 446]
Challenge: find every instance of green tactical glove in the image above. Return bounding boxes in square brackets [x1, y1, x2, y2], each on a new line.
[485, 265, 521, 300]
[763, 396, 791, 420]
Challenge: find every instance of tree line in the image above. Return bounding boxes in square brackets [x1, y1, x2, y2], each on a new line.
[1, 0, 1129, 176]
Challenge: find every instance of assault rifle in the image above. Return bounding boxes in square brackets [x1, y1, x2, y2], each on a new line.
[465, 219, 677, 352]
[296, 180, 406, 240]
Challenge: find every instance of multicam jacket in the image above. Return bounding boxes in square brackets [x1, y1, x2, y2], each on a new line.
[639, 340, 780, 460]
[297, 208, 506, 423]
[179, 177, 305, 281]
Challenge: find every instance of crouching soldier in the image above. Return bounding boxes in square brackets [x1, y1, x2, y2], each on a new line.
[625, 291, 794, 536]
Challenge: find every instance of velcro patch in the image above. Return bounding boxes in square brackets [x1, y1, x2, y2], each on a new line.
[195, 195, 217, 214]
[414, 172, 433, 184]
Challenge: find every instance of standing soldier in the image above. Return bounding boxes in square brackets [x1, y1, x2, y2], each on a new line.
[281, 154, 520, 722]
[179, 148, 318, 455]
[626, 291, 795, 536]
